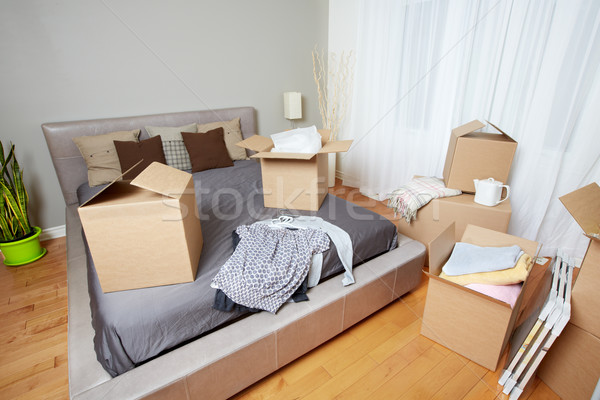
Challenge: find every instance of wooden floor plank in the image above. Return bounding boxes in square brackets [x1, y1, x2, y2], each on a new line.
[268, 366, 331, 400]
[366, 346, 446, 399]
[0, 357, 67, 400]
[301, 355, 377, 399]
[231, 372, 288, 400]
[368, 318, 421, 363]
[429, 361, 488, 400]
[323, 322, 403, 376]
[398, 353, 467, 399]
[336, 335, 435, 400]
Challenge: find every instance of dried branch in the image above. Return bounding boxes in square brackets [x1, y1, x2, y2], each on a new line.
[312, 45, 355, 141]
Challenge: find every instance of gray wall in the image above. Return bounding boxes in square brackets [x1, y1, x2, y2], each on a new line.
[0, 0, 328, 230]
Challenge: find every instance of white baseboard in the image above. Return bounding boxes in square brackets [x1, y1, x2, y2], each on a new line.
[40, 225, 66, 241]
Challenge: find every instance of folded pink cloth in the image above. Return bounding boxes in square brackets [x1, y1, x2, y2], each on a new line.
[465, 282, 523, 308]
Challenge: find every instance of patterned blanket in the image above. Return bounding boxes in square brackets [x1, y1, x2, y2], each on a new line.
[387, 177, 461, 223]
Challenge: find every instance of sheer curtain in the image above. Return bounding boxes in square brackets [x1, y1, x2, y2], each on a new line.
[340, 0, 600, 257]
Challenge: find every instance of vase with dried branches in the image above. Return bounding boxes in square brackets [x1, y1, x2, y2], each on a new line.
[312, 46, 355, 186]
[312, 46, 355, 142]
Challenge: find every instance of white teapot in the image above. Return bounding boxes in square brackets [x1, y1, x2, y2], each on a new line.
[473, 178, 510, 206]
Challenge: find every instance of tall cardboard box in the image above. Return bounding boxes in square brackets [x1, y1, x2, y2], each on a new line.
[558, 182, 600, 337]
[237, 130, 352, 211]
[443, 120, 517, 193]
[421, 224, 544, 370]
[78, 162, 203, 292]
[537, 182, 600, 398]
[537, 323, 600, 400]
[397, 193, 511, 265]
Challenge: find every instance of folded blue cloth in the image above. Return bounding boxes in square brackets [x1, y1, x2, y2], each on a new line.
[442, 242, 522, 276]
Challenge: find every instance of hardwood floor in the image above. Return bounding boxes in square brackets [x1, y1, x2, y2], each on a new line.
[0, 237, 68, 400]
[0, 181, 560, 399]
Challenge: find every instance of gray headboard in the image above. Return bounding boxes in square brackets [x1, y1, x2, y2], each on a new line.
[42, 107, 257, 206]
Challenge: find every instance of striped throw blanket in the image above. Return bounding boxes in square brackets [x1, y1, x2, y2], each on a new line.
[387, 177, 461, 223]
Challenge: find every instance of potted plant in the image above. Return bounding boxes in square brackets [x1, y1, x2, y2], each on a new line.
[0, 141, 46, 266]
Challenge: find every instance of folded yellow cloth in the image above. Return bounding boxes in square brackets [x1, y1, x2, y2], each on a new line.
[439, 253, 533, 286]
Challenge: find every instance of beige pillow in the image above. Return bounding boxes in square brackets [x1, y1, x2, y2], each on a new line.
[145, 123, 197, 141]
[73, 129, 140, 187]
[197, 117, 247, 160]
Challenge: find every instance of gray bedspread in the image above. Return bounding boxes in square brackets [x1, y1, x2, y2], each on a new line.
[80, 160, 398, 377]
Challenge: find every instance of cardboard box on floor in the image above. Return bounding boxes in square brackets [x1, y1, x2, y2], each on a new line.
[558, 182, 600, 337]
[237, 130, 352, 211]
[421, 223, 545, 371]
[443, 120, 517, 193]
[537, 182, 600, 399]
[537, 322, 600, 400]
[397, 193, 511, 265]
[78, 162, 203, 293]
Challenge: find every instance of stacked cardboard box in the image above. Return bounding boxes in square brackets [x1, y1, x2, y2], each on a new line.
[398, 120, 517, 264]
[537, 183, 600, 399]
[442, 120, 517, 193]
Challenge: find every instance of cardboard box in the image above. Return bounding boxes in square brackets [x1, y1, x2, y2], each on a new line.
[237, 130, 352, 211]
[421, 224, 543, 370]
[536, 183, 600, 398]
[559, 182, 600, 337]
[537, 322, 600, 400]
[78, 162, 203, 292]
[443, 120, 517, 193]
[397, 193, 511, 265]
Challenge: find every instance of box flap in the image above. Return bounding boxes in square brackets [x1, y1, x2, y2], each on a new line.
[559, 182, 600, 240]
[318, 140, 353, 154]
[486, 120, 509, 136]
[236, 135, 273, 152]
[428, 222, 457, 276]
[250, 151, 316, 160]
[130, 162, 192, 199]
[79, 160, 143, 207]
[318, 129, 331, 144]
[452, 120, 485, 137]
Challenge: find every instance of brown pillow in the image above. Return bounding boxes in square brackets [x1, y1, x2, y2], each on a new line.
[197, 117, 247, 160]
[114, 136, 166, 180]
[73, 129, 140, 186]
[181, 128, 234, 173]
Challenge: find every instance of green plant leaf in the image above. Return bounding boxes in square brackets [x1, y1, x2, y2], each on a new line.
[0, 212, 11, 241]
[0, 141, 31, 241]
[11, 157, 30, 234]
[0, 144, 15, 189]
[0, 141, 5, 167]
[0, 180, 29, 237]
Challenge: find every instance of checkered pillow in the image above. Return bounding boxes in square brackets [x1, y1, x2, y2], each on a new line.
[161, 140, 191, 170]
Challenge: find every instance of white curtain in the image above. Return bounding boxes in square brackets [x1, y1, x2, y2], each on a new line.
[340, 0, 600, 257]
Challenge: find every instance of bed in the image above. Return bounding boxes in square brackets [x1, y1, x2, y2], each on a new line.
[42, 107, 426, 399]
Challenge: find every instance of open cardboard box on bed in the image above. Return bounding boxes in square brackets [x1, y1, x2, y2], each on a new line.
[237, 130, 353, 211]
[537, 182, 600, 399]
[78, 162, 203, 293]
[421, 223, 547, 371]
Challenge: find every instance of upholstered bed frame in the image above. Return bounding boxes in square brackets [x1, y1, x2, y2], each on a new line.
[42, 107, 426, 400]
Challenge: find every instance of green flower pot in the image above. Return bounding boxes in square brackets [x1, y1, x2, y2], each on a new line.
[0, 226, 47, 266]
